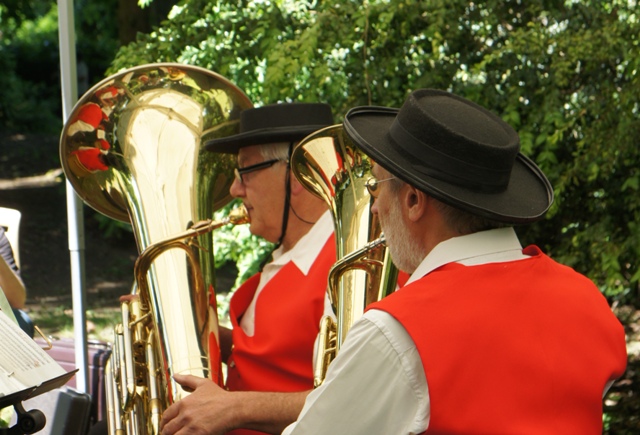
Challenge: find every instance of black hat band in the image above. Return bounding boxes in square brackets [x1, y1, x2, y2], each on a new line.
[388, 118, 513, 193]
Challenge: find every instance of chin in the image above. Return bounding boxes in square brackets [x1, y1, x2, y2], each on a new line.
[248, 224, 273, 243]
[389, 249, 420, 275]
[248, 222, 262, 238]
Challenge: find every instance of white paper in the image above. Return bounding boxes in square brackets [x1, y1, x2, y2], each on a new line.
[0, 310, 66, 397]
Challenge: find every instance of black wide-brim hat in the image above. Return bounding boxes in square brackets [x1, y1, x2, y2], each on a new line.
[344, 89, 554, 224]
[205, 102, 334, 153]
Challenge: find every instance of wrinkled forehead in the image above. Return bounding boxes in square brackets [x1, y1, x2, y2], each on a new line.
[237, 145, 264, 164]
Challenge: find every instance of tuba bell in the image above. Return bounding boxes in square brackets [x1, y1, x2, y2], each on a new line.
[60, 63, 253, 434]
[291, 125, 398, 387]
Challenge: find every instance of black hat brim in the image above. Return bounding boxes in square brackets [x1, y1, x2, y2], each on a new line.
[204, 125, 331, 154]
[344, 107, 554, 224]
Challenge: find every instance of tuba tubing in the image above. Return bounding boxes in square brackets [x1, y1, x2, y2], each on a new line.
[291, 125, 398, 388]
[59, 63, 253, 434]
[127, 206, 248, 434]
[313, 235, 397, 387]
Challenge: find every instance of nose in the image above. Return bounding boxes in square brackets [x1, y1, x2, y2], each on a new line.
[371, 198, 379, 215]
[229, 177, 245, 198]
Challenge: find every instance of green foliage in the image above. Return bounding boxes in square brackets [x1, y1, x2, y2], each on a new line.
[0, 0, 120, 134]
[0, 406, 11, 428]
[0, 2, 62, 133]
[110, 0, 640, 306]
[73, 0, 120, 78]
[0, 0, 52, 26]
[485, 1, 640, 304]
[93, 212, 134, 240]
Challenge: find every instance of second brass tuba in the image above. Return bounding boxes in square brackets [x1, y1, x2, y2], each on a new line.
[291, 125, 398, 387]
[60, 63, 253, 434]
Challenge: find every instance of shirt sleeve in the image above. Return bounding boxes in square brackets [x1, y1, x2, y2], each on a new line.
[283, 309, 430, 435]
[0, 228, 20, 276]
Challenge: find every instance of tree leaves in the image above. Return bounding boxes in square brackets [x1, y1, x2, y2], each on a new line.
[110, 0, 640, 302]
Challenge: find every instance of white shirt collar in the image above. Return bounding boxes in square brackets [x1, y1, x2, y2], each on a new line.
[406, 227, 525, 285]
[243, 210, 333, 336]
[268, 210, 334, 275]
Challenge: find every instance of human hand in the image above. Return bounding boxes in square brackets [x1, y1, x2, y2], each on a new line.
[160, 374, 236, 435]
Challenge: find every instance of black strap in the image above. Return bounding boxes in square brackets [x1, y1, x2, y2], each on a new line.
[276, 141, 294, 248]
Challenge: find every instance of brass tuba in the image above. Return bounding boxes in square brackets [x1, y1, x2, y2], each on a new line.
[291, 125, 398, 387]
[60, 63, 253, 434]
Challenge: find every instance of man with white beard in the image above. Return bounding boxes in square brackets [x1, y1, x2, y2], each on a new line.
[282, 89, 628, 435]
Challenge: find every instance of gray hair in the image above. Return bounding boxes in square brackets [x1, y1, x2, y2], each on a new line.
[432, 199, 507, 234]
[259, 142, 292, 162]
[388, 178, 506, 235]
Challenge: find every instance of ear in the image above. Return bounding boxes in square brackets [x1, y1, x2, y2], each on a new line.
[403, 185, 428, 223]
[289, 169, 306, 195]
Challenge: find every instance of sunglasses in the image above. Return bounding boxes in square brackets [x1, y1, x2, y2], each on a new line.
[365, 177, 397, 198]
[234, 159, 282, 183]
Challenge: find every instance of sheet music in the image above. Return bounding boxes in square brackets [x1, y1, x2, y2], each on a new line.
[0, 289, 18, 325]
[0, 310, 66, 397]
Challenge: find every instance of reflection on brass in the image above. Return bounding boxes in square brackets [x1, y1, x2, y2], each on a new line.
[291, 125, 398, 387]
[60, 63, 252, 434]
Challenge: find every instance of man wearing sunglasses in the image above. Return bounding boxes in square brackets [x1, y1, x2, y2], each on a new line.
[160, 102, 335, 435]
[280, 90, 627, 434]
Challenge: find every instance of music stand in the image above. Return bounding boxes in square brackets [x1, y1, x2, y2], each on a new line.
[0, 370, 77, 434]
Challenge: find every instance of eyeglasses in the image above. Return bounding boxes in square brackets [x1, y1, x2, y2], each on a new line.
[234, 159, 282, 183]
[365, 177, 397, 198]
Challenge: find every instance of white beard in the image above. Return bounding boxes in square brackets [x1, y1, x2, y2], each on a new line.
[382, 196, 424, 274]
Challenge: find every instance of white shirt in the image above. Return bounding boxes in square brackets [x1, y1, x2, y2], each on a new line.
[283, 227, 527, 435]
[239, 210, 334, 336]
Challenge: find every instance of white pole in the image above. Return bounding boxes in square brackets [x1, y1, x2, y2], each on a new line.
[57, 0, 89, 393]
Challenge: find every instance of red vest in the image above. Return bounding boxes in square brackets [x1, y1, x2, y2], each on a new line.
[226, 235, 335, 392]
[225, 236, 335, 435]
[369, 246, 627, 434]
